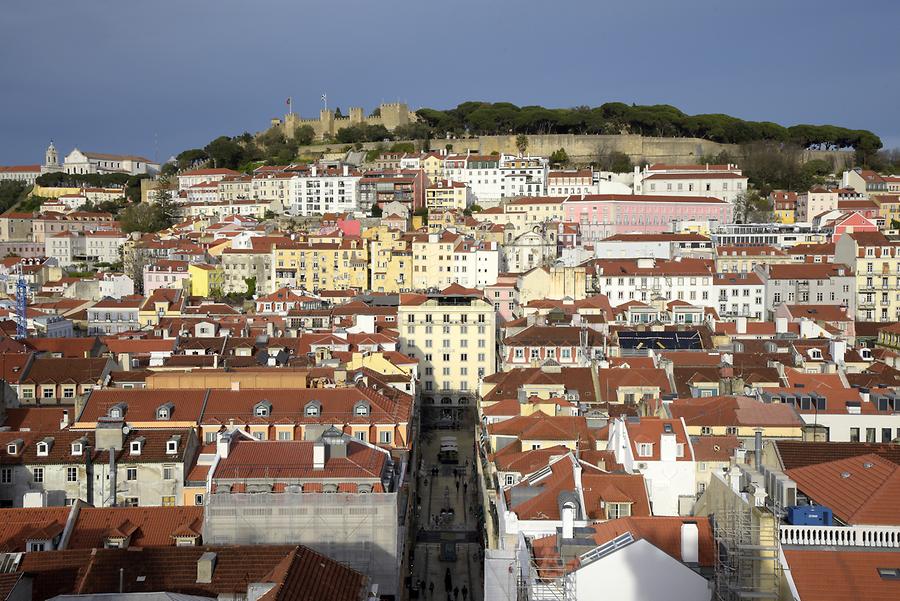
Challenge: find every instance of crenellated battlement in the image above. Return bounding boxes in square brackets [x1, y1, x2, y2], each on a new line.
[272, 102, 417, 140]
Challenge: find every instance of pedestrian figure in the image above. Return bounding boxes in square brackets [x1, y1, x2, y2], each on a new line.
[429, 582, 435, 596]
[453, 586, 459, 600]
[462, 585, 468, 600]
[445, 568, 452, 592]
[463, 482, 468, 496]
[455, 480, 460, 493]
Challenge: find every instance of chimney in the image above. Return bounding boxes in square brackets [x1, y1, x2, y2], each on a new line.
[829, 339, 846, 365]
[860, 387, 870, 403]
[230, 381, 240, 392]
[754, 428, 763, 470]
[561, 504, 575, 540]
[680, 521, 699, 564]
[660, 431, 677, 462]
[197, 551, 217, 584]
[311, 165, 318, 177]
[342, 165, 349, 177]
[217, 432, 232, 459]
[775, 317, 788, 334]
[60, 410, 70, 430]
[313, 441, 326, 469]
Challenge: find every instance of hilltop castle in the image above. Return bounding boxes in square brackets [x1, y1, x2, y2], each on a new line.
[271, 102, 417, 140]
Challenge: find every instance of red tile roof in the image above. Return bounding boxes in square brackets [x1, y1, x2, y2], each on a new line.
[213, 437, 387, 481]
[0, 507, 71, 552]
[68, 506, 204, 549]
[783, 549, 900, 601]
[669, 396, 803, 428]
[786, 454, 900, 525]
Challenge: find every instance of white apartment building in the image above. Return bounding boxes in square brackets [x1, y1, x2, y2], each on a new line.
[411, 232, 500, 290]
[288, 165, 361, 216]
[443, 153, 548, 205]
[398, 287, 496, 405]
[176, 168, 240, 191]
[592, 257, 715, 306]
[634, 163, 748, 204]
[605, 416, 696, 516]
[712, 271, 766, 319]
[45, 230, 126, 267]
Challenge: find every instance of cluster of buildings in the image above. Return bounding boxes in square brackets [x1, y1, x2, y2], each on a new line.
[1, 144, 900, 600]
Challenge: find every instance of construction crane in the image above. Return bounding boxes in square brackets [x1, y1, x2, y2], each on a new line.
[15, 264, 27, 339]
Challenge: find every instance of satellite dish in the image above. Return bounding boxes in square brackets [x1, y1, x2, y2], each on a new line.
[122, 425, 131, 435]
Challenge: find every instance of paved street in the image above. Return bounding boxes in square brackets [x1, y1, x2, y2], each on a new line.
[408, 407, 484, 601]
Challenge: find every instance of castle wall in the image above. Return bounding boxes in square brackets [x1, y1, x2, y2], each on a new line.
[276, 103, 416, 140]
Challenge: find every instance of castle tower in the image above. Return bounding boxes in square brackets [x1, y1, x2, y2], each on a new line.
[349, 107, 364, 125]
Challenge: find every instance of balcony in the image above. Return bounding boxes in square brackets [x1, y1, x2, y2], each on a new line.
[780, 524, 900, 548]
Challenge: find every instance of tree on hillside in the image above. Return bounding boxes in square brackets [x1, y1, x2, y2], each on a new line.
[596, 147, 632, 173]
[204, 136, 245, 169]
[549, 148, 569, 167]
[516, 134, 529, 155]
[294, 125, 316, 146]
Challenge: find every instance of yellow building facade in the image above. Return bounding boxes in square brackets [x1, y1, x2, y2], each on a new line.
[272, 238, 369, 291]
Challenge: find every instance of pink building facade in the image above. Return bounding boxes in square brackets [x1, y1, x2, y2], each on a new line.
[562, 194, 732, 243]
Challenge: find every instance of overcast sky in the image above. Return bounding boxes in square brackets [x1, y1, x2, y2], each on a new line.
[2, 0, 898, 165]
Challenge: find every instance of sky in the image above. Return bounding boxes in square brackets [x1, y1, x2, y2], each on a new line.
[1, 0, 898, 165]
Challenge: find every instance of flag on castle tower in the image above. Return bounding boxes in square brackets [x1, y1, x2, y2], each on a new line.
[321, 93, 327, 102]
[286, 97, 291, 106]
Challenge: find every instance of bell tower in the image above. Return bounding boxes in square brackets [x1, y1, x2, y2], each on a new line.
[44, 140, 59, 169]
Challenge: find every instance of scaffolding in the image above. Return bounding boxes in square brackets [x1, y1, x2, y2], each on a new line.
[513, 533, 577, 601]
[712, 481, 781, 600]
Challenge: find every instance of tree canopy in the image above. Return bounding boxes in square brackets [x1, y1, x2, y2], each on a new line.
[413, 102, 883, 162]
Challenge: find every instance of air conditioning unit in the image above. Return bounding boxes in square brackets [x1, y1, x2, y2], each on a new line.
[636, 462, 648, 470]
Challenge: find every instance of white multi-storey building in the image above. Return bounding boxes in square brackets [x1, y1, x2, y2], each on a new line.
[591, 257, 715, 306]
[634, 163, 748, 204]
[288, 165, 361, 216]
[443, 153, 548, 205]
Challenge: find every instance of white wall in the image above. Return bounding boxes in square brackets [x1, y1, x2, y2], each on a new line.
[575, 539, 710, 601]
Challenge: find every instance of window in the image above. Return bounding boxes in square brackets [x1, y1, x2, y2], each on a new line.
[867, 428, 876, 443]
[305, 403, 320, 417]
[123, 497, 139, 507]
[278, 431, 291, 441]
[676, 444, 685, 458]
[71, 442, 83, 455]
[28, 542, 46, 552]
[33, 467, 44, 483]
[505, 474, 515, 486]
[126, 468, 137, 481]
[130, 441, 142, 455]
[166, 440, 178, 454]
[36, 442, 49, 456]
[606, 502, 632, 519]
[850, 428, 860, 442]
[161, 496, 176, 507]
[726, 426, 738, 435]
[379, 431, 393, 444]
[637, 443, 653, 457]
[67, 467, 78, 482]
[701, 426, 712, 435]
[194, 493, 204, 506]
[0, 468, 10, 484]
[163, 466, 174, 480]
[355, 403, 369, 416]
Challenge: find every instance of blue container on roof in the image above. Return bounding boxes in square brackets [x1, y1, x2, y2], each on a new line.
[785, 505, 833, 526]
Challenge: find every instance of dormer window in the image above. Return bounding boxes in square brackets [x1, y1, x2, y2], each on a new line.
[166, 438, 179, 454]
[637, 443, 653, 457]
[36, 439, 52, 457]
[254, 401, 272, 417]
[108, 403, 126, 419]
[305, 402, 321, 417]
[808, 349, 823, 360]
[130, 439, 144, 455]
[71, 441, 83, 456]
[354, 402, 370, 416]
[156, 402, 174, 420]
[6, 439, 23, 456]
